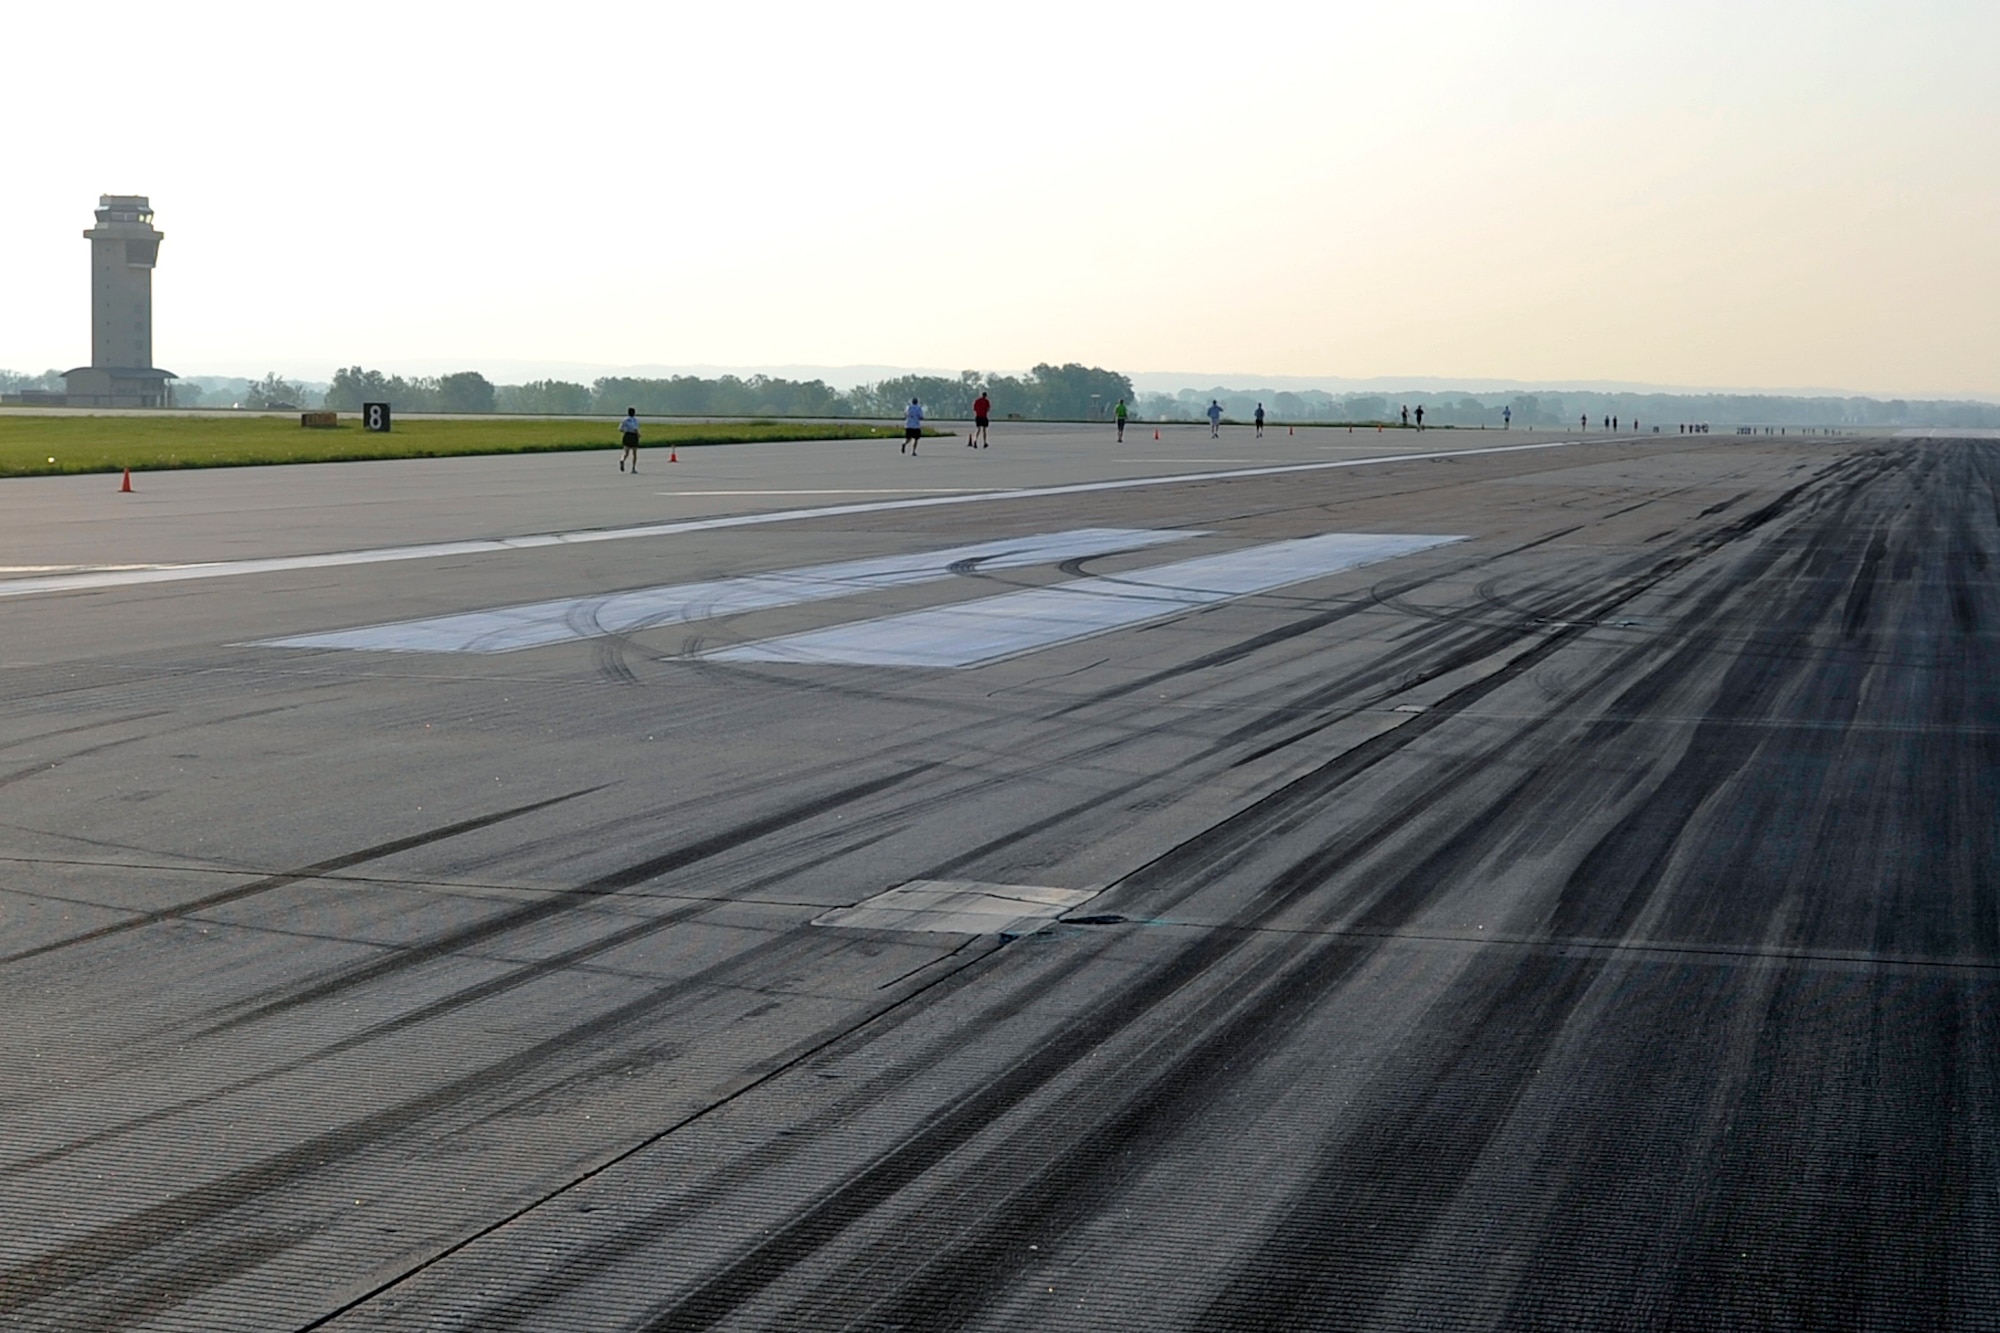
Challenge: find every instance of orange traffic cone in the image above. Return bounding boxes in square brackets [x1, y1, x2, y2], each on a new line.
[668, 447, 679, 463]
[1153, 428, 1160, 440]
[1289, 425, 1294, 435]
[119, 468, 132, 493]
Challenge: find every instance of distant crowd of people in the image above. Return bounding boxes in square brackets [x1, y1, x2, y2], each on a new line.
[613, 393, 1740, 465]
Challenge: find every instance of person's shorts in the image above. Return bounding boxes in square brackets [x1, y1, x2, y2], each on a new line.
[974, 415, 989, 429]
[904, 426, 922, 441]
[621, 431, 639, 448]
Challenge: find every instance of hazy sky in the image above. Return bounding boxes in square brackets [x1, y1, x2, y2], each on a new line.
[5, 0, 1996, 395]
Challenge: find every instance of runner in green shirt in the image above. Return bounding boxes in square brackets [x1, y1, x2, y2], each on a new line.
[1114, 398, 1129, 442]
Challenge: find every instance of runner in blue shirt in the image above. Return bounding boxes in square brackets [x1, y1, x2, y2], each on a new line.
[902, 398, 924, 455]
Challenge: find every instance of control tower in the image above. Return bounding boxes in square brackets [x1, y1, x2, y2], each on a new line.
[63, 195, 175, 408]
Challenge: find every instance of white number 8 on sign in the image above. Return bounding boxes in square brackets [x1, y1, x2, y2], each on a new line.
[363, 402, 392, 433]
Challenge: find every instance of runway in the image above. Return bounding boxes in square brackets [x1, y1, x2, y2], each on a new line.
[0, 425, 1993, 1330]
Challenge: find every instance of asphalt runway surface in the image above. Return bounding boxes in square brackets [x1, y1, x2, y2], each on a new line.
[1, 424, 1994, 1330]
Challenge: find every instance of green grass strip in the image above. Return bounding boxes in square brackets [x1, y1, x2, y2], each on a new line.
[0, 414, 941, 478]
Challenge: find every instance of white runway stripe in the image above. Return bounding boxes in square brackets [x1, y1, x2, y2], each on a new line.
[0, 439, 1579, 600]
[708, 532, 1461, 668]
[255, 528, 1194, 654]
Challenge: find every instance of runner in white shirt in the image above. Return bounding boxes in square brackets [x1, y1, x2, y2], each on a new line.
[902, 399, 924, 455]
[619, 409, 640, 473]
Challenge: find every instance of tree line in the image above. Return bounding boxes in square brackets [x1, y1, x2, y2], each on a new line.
[7, 364, 1998, 429]
[313, 363, 1137, 421]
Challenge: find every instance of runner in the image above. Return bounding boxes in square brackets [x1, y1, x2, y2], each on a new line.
[1414, 404, 1425, 431]
[902, 398, 924, 455]
[971, 389, 991, 447]
[1114, 398, 1129, 442]
[619, 407, 640, 473]
[1207, 399, 1224, 438]
[1502, 405, 1512, 429]
[1254, 403, 1266, 438]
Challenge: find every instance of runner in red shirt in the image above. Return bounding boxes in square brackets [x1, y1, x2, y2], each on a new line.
[971, 391, 992, 448]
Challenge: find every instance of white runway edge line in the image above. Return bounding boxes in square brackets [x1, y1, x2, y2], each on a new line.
[0, 439, 1586, 601]
[255, 529, 1194, 654]
[709, 532, 1462, 669]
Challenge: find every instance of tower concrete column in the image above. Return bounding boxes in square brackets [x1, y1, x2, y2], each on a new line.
[64, 195, 175, 408]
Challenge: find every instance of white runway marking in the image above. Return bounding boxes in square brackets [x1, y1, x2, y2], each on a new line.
[0, 438, 1576, 600]
[653, 489, 992, 496]
[255, 528, 1193, 654]
[709, 532, 1461, 668]
[0, 564, 167, 574]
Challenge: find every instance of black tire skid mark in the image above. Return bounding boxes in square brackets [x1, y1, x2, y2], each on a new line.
[81, 654, 1374, 1195]
[563, 622, 1673, 1328]
[1056, 525, 1635, 780]
[1696, 490, 1754, 519]
[584, 451, 1866, 1327]
[1545, 451, 1921, 948]
[1206, 477, 1824, 772]
[593, 634, 641, 687]
[0, 699, 303, 793]
[896, 456, 1904, 1320]
[0, 924, 902, 1331]
[430, 628, 1696, 1320]
[1867, 444, 2000, 962]
[1049, 524, 1589, 719]
[0, 708, 174, 754]
[2, 824, 897, 1179]
[211, 444, 1848, 1320]
[254, 460, 1817, 1057]
[624, 935, 1597, 1332]
[1640, 965, 1988, 1328]
[620, 918, 1339, 1333]
[727, 933, 1395, 1333]
[1191, 951, 1605, 1332]
[1183, 445, 2000, 1329]
[0, 733, 151, 792]
[3, 438, 1856, 1320]
[0, 787, 600, 968]
[430, 732, 942, 884]
[1230, 467, 1872, 948]
[658, 471, 1753, 882]
[7, 812, 922, 1219]
[1197, 463, 1986, 1325]
[412, 928, 1148, 1331]
[191, 763, 937, 1036]
[1210, 503, 1771, 777]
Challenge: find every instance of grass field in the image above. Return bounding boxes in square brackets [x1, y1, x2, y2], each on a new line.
[0, 414, 934, 477]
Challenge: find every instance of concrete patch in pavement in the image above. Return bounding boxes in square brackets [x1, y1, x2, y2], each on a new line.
[813, 880, 1101, 935]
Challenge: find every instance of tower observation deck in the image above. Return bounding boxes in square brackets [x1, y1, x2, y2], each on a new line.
[64, 195, 176, 408]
